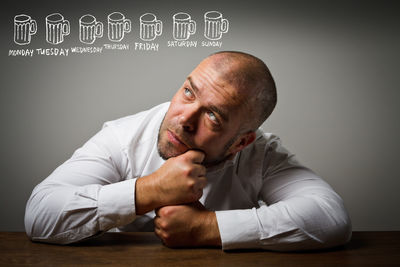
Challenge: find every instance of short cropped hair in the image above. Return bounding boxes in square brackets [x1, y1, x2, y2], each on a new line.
[209, 51, 277, 130]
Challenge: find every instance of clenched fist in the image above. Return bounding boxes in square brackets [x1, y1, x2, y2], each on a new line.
[154, 201, 221, 247]
[135, 150, 207, 214]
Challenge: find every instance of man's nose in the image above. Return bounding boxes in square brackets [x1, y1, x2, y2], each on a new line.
[179, 105, 200, 133]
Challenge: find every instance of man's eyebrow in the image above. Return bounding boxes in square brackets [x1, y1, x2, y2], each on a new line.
[187, 76, 199, 94]
[187, 76, 229, 122]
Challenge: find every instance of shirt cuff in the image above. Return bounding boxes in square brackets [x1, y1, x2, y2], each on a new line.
[98, 178, 137, 230]
[215, 208, 261, 250]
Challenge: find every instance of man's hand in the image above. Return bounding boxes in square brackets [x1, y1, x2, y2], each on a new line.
[135, 150, 207, 214]
[154, 201, 222, 247]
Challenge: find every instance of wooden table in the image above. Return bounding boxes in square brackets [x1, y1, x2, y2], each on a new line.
[0, 232, 399, 266]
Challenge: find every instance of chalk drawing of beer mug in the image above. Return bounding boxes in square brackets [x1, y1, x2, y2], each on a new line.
[204, 11, 229, 40]
[140, 13, 162, 41]
[14, 14, 37, 45]
[173, 12, 196, 41]
[108, 12, 131, 42]
[46, 13, 70, 45]
[79, 14, 103, 44]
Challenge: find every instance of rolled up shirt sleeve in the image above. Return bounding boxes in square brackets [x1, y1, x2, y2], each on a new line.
[215, 135, 352, 251]
[24, 124, 137, 244]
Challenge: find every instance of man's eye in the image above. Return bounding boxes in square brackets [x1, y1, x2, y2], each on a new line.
[208, 111, 218, 123]
[184, 88, 193, 98]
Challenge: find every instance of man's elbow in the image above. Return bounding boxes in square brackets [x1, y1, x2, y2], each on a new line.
[24, 190, 60, 243]
[297, 195, 353, 250]
[317, 204, 352, 249]
[24, 211, 33, 240]
[24, 196, 43, 241]
[329, 214, 352, 247]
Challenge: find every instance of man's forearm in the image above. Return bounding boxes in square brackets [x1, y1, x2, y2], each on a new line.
[26, 179, 137, 244]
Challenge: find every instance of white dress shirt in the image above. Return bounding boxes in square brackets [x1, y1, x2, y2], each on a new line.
[24, 102, 351, 251]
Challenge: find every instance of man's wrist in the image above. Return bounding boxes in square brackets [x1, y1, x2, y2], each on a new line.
[135, 174, 159, 215]
[199, 211, 222, 247]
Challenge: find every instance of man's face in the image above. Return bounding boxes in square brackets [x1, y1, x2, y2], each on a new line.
[157, 59, 247, 165]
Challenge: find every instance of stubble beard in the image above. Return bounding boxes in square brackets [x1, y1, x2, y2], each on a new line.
[157, 114, 239, 166]
[157, 114, 175, 161]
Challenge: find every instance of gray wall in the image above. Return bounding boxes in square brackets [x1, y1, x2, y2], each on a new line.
[1, 0, 399, 231]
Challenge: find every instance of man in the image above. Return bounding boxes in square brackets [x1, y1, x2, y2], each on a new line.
[25, 51, 351, 251]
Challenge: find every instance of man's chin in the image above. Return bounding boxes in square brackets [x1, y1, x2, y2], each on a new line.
[159, 151, 185, 160]
[157, 142, 188, 160]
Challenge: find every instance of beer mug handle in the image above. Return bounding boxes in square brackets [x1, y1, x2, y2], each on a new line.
[63, 20, 70, 36]
[221, 19, 229, 33]
[30, 20, 37, 35]
[189, 20, 196, 34]
[124, 19, 131, 33]
[95, 21, 103, 38]
[156, 20, 163, 36]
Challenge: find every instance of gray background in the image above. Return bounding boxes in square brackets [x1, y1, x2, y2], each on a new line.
[1, 0, 399, 231]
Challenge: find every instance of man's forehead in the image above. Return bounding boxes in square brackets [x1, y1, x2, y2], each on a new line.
[186, 74, 243, 106]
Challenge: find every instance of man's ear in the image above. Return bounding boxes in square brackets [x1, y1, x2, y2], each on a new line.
[229, 131, 256, 155]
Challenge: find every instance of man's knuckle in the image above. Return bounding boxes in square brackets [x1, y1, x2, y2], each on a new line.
[163, 232, 171, 241]
[186, 180, 198, 194]
[161, 206, 175, 217]
[160, 221, 169, 230]
[182, 165, 193, 176]
[159, 208, 168, 217]
[187, 179, 195, 189]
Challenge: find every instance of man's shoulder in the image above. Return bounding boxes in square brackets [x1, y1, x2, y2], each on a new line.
[241, 130, 291, 162]
[228, 130, 302, 181]
[253, 130, 282, 148]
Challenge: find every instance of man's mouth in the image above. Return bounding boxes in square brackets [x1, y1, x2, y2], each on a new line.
[167, 130, 189, 149]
